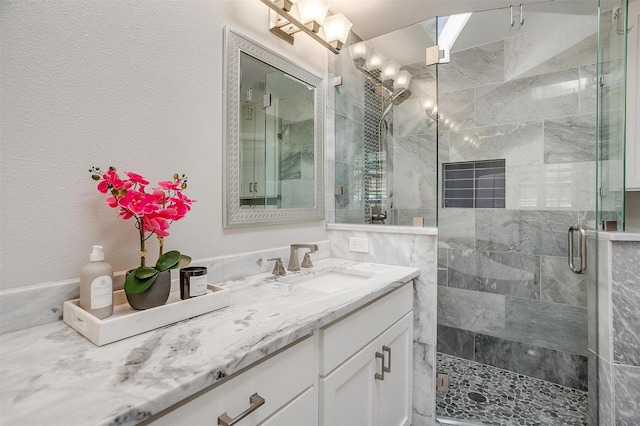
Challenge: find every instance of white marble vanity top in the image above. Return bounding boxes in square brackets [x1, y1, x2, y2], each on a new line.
[0, 258, 419, 426]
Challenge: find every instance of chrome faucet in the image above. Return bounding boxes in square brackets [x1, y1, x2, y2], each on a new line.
[288, 244, 318, 271]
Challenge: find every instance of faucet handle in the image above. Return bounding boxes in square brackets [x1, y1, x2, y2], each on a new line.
[267, 258, 286, 276]
[301, 252, 314, 268]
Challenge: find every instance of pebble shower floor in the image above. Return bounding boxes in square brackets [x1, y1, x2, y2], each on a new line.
[436, 353, 589, 425]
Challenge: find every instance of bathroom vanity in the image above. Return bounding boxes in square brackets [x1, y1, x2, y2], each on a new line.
[0, 258, 419, 426]
[150, 277, 412, 426]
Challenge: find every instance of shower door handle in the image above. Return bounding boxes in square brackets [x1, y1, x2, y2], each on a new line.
[568, 224, 587, 274]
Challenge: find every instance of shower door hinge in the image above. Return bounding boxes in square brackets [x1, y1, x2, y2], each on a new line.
[599, 75, 605, 88]
[436, 373, 449, 393]
[426, 45, 450, 66]
[599, 186, 604, 198]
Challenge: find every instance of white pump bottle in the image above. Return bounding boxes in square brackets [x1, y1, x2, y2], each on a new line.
[80, 245, 114, 319]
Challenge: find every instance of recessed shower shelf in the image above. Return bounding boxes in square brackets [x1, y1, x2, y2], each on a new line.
[63, 282, 230, 346]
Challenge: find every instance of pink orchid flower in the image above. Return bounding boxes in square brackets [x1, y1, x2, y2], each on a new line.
[125, 172, 150, 186]
[89, 166, 195, 267]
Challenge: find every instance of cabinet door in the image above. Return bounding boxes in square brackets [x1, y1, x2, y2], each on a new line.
[321, 339, 379, 426]
[321, 313, 414, 426]
[377, 313, 413, 426]
[321, 283, 413, 375]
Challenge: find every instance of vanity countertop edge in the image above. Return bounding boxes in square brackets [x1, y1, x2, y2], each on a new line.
[0, 257, 420, 426]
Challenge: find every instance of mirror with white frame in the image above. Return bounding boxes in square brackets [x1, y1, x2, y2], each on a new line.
[223, 28, 324, 227]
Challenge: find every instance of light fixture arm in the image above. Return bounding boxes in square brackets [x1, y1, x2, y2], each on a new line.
[258, 0, 340, 54]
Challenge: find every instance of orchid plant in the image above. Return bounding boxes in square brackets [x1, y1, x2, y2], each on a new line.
[89, 166, 195, 295]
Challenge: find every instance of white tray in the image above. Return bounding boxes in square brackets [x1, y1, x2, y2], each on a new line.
[63, 281, 230, 346]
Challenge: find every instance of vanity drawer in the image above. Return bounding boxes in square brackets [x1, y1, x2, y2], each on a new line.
[149, 335, 316, 426]
[319, 282, 413, 376]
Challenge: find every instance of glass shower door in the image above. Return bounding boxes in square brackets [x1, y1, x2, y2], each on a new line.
[434, 1, 624, 424]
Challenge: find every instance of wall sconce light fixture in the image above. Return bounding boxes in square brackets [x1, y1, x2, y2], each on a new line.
[259, 0, 353, 54]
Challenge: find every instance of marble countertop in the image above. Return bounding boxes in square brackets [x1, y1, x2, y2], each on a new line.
[0, 258, 419, 426]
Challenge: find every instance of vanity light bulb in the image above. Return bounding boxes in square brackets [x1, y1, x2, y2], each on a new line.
[348, 42, 369, 60]
[394, 70, 412, 90]
[297, 0, 329, 27]
[381, 60, 400, 81]
[324, 13, 353, 45]
[366, 51, 386, 71]
[422, 99, 434, 111]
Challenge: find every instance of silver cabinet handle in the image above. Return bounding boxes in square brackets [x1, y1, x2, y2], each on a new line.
[217, 393, 265, 426]
[254, 182, 258, 192]
[567, 224, 587, 274]
[249, 182, 253, 193]
[375, 351, 385, 380]
[382, 345, 391, 374]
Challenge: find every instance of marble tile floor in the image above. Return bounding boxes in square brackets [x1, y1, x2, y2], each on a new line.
[436, 353, 588, 426]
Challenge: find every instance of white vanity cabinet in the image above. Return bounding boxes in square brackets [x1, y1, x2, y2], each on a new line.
[148, 281, 413, 426]
[319, 283, 413, 426]
[148, 335, 318, 426]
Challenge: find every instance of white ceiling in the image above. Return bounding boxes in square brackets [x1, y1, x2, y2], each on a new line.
[327, 0, 624, 40]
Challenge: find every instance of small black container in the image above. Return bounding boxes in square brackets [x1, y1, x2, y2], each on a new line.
[179, 266, 208, 300]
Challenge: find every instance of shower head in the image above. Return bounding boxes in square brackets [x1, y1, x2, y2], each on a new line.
[390, 88, 412, 105]
[381, 88, 412, 119]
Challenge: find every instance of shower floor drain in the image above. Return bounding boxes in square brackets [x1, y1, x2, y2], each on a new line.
[467, 392, 487, 403]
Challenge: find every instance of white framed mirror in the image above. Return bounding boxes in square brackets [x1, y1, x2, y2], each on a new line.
[223, 28, 324, 227]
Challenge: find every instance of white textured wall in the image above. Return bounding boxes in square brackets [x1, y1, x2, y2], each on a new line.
[0, 0, 328, 289]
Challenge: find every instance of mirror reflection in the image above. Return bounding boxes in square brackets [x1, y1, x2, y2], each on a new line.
[239, 53, 315, 209]
[223, 29, 324, 227]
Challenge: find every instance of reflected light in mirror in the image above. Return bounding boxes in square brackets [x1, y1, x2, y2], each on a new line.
[348, 41, 369, 60]
[366, 50, 386, 71]
[422, 98, 434, 111]
[381, 60, 401, 82]
[394, 70, 412, 90]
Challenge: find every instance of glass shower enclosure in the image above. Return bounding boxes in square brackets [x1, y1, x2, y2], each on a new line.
[332, 0, 627, 424]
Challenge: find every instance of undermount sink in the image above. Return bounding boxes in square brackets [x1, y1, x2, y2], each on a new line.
[280, 267, 374, 293]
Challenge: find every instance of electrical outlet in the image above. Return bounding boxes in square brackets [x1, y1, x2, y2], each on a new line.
[348, 237, 369, 253]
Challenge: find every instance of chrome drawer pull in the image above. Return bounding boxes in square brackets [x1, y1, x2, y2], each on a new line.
[217, 393, 265, 426]
[375, 351, 385, 381]
[382, 345, 391, 374]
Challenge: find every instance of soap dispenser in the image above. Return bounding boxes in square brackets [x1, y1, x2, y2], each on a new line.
[80, 245, 114, 319]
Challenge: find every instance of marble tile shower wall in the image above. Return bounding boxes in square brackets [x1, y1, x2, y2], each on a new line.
[331, 45, 366, 224]
[432, 19, 606, 392]
[587, 237, 640, 425]
[279, 119, 315, 208]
